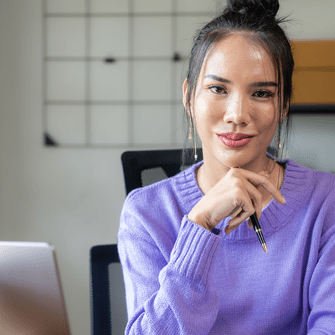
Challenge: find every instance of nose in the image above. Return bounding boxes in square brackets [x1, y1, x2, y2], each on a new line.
[223, 93, 251, 126]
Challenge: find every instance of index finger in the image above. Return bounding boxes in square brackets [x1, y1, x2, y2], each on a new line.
[237, 168, 286, 204]
[258, 174, 286, 204]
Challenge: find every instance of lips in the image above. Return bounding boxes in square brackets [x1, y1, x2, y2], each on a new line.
[219, 132, 253, 140]
[217, 132, 254, 148]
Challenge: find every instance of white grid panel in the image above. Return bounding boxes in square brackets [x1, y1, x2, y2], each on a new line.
[43, 0, 221, 148]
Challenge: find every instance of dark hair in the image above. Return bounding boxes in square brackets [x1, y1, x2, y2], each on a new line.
[183, 0, 294, 165]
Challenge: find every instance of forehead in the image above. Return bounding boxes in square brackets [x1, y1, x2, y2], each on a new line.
[201, 34, 276, 81]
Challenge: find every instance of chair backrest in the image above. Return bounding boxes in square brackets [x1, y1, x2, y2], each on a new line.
[90, 244, 127, 335]
[90, 149, 200, 334]
[121, 149, 203, 194]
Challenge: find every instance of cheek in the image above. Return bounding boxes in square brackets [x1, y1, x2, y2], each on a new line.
[194, 96, 214, 127]
[251, 114, 274, 123]
[194, 95, 209, 115]
[255, 108, 278, 137]
[261, 107, 277, 125]
[263, 113, 279, 140]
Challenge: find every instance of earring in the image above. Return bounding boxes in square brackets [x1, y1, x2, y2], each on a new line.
[188, 122, 192, 140]
[193, 119, 198, 162]
[273, 137, 282, 162]
[188, 115, 198, 162]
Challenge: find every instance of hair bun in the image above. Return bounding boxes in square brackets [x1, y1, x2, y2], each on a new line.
[226, 0, 279, 19]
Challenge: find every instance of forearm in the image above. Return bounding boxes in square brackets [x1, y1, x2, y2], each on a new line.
[119, 216, 222, 335]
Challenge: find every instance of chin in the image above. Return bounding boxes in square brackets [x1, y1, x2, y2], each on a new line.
[216, 150, 250, 167]
[219, 152, 263, 171]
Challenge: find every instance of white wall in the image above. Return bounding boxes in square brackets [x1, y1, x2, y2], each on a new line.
[0, 1, 334, 334]
[0, 2, 126, 333]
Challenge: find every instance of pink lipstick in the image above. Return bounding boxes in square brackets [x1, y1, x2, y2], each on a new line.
[217, 132, 254, 148]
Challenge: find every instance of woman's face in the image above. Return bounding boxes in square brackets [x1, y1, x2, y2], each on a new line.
[184, 34, 283, 172]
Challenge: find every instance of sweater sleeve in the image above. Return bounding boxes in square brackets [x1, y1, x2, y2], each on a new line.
[307, 189, 335, 334]
[118, 196, 222, 335]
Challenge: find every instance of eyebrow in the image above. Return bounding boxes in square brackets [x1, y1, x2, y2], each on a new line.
[205, 74, 278, 87]
[205, 74, 231, 83]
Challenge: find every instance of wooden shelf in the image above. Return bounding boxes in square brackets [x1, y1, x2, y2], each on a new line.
[291, 40, 335, 105]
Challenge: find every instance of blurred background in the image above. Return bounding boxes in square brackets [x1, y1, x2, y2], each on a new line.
[0, 0, 334, 334]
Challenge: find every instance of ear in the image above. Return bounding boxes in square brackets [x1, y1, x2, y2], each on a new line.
[182, 78, 191, 116]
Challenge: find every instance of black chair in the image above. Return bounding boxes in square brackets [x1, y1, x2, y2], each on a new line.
[90, 244, 127, 335]
[90, 149, 203, 334]
[121, 148, 203, 194]
[91, 149, 198, 334]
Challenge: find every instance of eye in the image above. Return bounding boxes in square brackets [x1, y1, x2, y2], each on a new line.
[208, 85, 227, 94]
[253, 90, 274, 98]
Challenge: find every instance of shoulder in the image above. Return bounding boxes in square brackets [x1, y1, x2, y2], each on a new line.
[311, 169, 335, 190]
[276, 159, 335, 238]
[123, 162, 202, 210]
[285, 159, 335, 201]
[120, 162, 203, 225]
[124, 170, 185, 210]
[118, 164, 202, 256]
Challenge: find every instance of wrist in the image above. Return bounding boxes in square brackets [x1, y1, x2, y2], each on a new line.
[187, 212, 211, 231]
[187, 215, 221, 235]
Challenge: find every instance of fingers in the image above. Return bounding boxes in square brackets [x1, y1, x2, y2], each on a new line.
[232, 168, 286, 205]
[228, 170, 264, 219]
[226, 187, 257, 231]
[228, 207, 242, 218]
[190, 167, 285, 235]
[245, 181, 262, 220]
[226, 209, 251, 231]
[257, 176, 286, 205]
[225, 168, 283, 235]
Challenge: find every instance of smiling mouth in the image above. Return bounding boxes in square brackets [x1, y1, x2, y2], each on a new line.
[219, 132, 254, 140]
[217, 133, 254, 148]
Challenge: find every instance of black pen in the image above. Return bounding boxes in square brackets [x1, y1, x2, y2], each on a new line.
[250, 213, 268, 254]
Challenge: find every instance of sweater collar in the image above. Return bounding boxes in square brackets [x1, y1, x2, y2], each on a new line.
[174, 157, 310, 240]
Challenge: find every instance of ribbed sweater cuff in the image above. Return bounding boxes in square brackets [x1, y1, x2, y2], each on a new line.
[169, 215, 222, 287]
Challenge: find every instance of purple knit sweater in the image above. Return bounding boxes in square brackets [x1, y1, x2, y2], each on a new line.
[118, 159, 335, 334]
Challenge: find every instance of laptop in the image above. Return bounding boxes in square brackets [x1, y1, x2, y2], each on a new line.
[0, 241, 71, 335]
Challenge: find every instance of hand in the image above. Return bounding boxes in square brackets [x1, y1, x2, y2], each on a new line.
[188, 167, 286, 234]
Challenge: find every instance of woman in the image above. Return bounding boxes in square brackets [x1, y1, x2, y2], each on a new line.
[118, 0, 335, 333]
